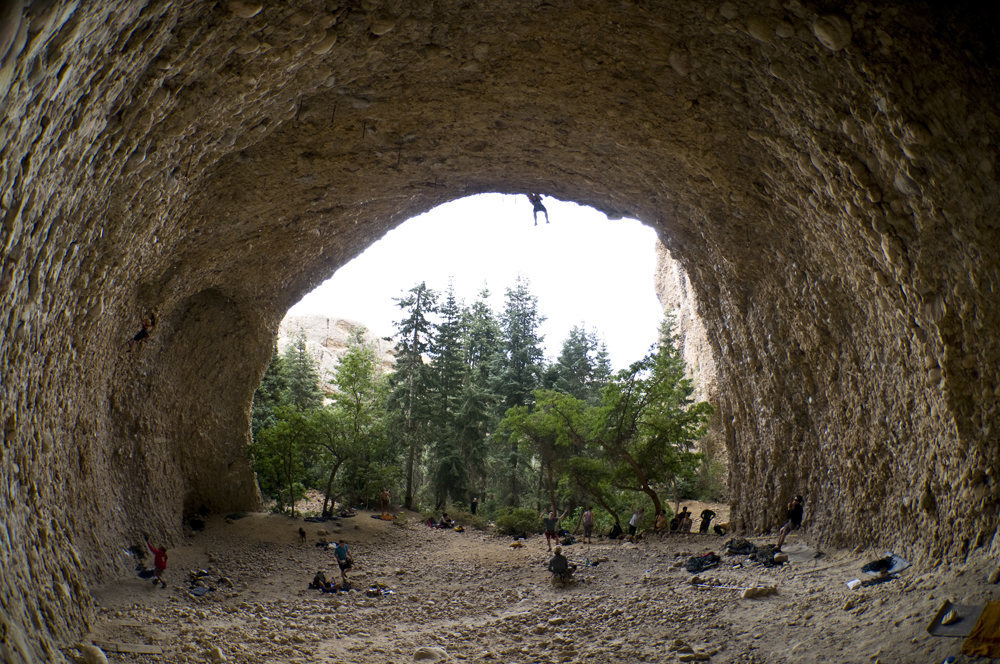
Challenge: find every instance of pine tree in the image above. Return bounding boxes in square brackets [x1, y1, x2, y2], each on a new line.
[496, 277, 546, 506]
[428, 283, 470, 507]
[455, 287, 503, 507]
[251, 343, 287, 441]
[387, 282, 438, 509]
[548, 325, 612, 405]
[282, 331, 324, 411]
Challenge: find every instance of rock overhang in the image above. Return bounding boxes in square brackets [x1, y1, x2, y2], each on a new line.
[0, 1, 998, 661]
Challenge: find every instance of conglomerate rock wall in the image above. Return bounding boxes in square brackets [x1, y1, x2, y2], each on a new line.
[0, 1, 997, 660]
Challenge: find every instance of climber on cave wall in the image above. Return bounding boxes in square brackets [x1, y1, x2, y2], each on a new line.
[126, 313, 156, 354]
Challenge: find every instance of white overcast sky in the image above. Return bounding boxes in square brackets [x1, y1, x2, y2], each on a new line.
[286, 193, 664, 370]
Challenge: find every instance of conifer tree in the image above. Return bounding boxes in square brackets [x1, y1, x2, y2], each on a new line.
[548, 325, 612, 405]
[251, 343, 287, 441]
[282, 331, 324, 411]
[496, 277, 546, 506]
[387, 282, 438, 509]
[427, 284, 470, 507]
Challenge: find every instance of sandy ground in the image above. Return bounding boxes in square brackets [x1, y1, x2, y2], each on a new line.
[73, 502, 1000, 664]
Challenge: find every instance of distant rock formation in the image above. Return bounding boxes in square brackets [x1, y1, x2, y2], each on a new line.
[278, 316, 395, 381]
[655, 242, 727, 491]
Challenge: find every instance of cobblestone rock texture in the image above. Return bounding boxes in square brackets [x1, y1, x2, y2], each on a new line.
[0, 1, 997, 661]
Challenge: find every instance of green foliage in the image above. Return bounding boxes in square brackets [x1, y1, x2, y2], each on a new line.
[282, 331, 324, 411]
[545, 325, 612, 405]
[388, 282, 438, 509]
[251, 344, 287, 441]
[252, 406, 312, 516]
[494, 507, 540, 537]
[495, 277, 546, 506]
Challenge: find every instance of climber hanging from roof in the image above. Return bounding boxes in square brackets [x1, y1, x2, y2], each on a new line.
[527, 192, 549, 226]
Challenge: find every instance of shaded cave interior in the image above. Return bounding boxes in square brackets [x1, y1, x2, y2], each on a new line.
[0, 1, 998, 661]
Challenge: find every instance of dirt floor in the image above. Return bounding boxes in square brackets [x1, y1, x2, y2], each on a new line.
[73, 501, 999, 664]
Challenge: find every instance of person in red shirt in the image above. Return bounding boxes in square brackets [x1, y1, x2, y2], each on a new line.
[145, 534, 168, 588]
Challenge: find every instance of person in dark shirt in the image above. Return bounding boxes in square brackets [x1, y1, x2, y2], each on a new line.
[547, 546, 576, 580]
[699, 509, 716, 534]
[527, 193, 549, 225]
[776, 495, 804, 550]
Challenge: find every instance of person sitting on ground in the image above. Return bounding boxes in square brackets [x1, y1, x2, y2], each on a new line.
[334, 540, 352, 584]
[678, 507, 693, 533]
[714, 521, 729, 536]
[776, 495, 804, 550]
[654, 510, 669, 536]
[541, 510, 568, 552]
[607, 520, 624, 540]
[548, 546, 576, 581]
[438, 512, 454, 528]
[699, 508, 716, 534]
[144, 533, 168, 589]
[309, 571, 329, 589]
[669, 513, 680, 532]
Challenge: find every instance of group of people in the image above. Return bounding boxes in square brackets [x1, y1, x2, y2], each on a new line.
[309, 539, 353, 592]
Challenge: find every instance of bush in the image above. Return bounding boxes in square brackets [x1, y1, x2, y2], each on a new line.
[451, 510, 487, 531]
[494, 507, 539, 537]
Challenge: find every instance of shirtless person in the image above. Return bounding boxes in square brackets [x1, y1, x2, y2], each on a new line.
[541, 510, 567, 552]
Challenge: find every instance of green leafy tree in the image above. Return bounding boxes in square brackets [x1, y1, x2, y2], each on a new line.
[308, 333, 389, 514]
[252, 405, 311, 516]
[594, 318, 713, 516]
[499, 390, 586, 512]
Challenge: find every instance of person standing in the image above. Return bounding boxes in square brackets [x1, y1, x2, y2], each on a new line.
[334, 540, 352, 585]
[628, 507, 645, 540]
[470, 496, 478, 515]
[776, 495, 804, 550]
[579, 507, 594, 544]
[699, 508, 716, 534]
[541, 510, 567, 552]
[145, 533, 167, 589]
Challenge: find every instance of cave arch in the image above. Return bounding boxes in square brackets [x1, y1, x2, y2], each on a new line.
[1, 2, 998, 660]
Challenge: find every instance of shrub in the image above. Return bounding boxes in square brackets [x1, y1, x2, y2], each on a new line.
[451, 510, 487, 531]
[494, 507, 539, 537]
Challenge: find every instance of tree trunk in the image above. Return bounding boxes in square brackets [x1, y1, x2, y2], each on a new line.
[404, 434, 416, 510]
[508, 439, 519, 506]
[545, 460, 557, 513]
[321, 458, 344, 517]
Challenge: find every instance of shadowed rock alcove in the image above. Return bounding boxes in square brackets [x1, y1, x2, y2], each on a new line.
[1, 1, 998, 660]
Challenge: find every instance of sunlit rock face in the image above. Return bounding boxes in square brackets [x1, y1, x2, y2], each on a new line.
[655, 242, 726, 478]
[1, 1, 997, 659]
